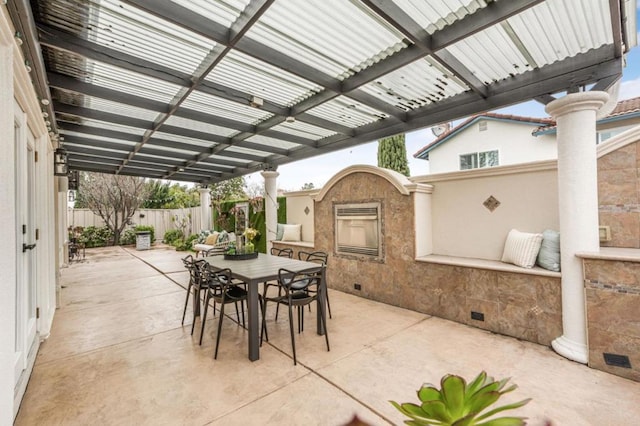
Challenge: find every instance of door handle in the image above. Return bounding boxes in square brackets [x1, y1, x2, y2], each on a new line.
[22, 243, 36, 253]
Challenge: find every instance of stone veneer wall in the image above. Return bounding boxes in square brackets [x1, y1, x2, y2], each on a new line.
[584, 258, 640, 381]
[598, 141, 640, 248]
[578, 134, 640, 381]
[314, 171, 561, 346]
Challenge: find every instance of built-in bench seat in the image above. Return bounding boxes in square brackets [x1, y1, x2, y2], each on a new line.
[416, 254, 561, 278]
[271, 240, 315, 249]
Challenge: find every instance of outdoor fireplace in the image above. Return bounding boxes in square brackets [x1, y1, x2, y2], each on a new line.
[334, 202, 381, 258]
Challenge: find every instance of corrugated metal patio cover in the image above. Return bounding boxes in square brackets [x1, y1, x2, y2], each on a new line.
[11, 0, 635, 183]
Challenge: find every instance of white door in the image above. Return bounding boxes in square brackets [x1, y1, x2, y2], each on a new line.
[14, 102, 38, 386]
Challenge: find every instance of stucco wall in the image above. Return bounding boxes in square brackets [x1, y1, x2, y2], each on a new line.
[414, 161, 560, 260]
[283, 190, 317, 243]
[428, 119, 557, 174]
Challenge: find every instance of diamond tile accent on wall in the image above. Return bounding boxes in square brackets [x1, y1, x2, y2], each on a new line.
[483, 195, 501, 212]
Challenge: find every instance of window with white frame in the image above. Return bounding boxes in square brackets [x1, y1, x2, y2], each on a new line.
[459, 150, 499, 170]
[597, 126, 633, 144]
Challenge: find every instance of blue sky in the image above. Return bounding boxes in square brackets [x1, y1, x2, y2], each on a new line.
[248, 7, 640, 191]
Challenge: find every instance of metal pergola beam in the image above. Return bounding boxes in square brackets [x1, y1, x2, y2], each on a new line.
[53, 102, 293, 157]
[125, 0, 276, 179]
[25, 0, 626, 185]
[359, 0, 488, 97]
[48, 73, 319, 150]
[254, 48, 623, 178]
[39, 23, 355, 136]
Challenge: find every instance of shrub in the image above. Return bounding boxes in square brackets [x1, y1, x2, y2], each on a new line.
[174, 234, 198, 251]
[163, 229, 183, 245]
[119, 229, 136, 245]
[79, 226, 113, 248]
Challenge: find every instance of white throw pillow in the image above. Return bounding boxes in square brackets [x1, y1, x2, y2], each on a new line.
[501, 229, 543, 268]
[281, 224, 301, 242]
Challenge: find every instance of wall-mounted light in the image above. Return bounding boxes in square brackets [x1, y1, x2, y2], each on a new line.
[54, 147, 68, 176]
[24, 60, 32, 73]
[15, 31, 23, 46]
[286, 116, 296, 123]
[68, 170, 79, 190]
[42, 111, 49, 118]
[41, 98, 50, 106]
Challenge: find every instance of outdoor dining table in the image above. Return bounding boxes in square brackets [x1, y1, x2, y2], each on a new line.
[203, 253, 327, 361]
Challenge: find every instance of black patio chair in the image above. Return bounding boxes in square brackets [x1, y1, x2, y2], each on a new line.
[199, 265, 248, 359]
[297, 250, 332, 319]
[263, 247, 294, 323]
[261, 267, 330, 365]
[181, 255, 208, 335]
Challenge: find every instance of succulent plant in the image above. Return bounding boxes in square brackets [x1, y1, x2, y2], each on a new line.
[390, 371, 531, 426]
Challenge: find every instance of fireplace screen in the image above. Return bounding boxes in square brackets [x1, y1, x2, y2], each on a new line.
[335, 202, 381, 258]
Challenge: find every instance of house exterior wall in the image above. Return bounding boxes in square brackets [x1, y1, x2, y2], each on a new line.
[1, 6, 61, 420]
[413, 161, 560, 260]
[0, 13, 17, 423]
[597, 115, 640, 143]
[427, 120, 557, 174]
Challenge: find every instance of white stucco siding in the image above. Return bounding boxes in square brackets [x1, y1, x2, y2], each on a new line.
[1, 6, 59, 420]
[427, 119, 558, 174]
[415, 162, 560, 261]
[284, 190, 317, 243]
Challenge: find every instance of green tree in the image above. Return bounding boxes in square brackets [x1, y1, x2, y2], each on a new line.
[167, 183, 199, 208]
[377, 133, 410, 176]
[142, 181, 199, 209]
[301, 182, 315, 190]
[142, 180, 172, 208]
[209, 177, 247, 202]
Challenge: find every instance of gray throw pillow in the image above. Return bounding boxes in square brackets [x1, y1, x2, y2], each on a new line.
[276, 223, 285, 241]
[536, 229, 561, 272]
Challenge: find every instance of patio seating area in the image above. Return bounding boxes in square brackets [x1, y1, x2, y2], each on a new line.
[15, 244, 640, 425]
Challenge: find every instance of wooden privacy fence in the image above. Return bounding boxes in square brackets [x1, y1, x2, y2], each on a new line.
[68, 207, 203, 241]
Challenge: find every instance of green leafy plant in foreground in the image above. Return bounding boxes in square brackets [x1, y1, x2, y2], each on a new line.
[390, 371, 531, 426]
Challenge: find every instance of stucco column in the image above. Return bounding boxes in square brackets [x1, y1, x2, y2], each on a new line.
[261, 170, 279, 251]
[545, 91, 608, 364]
[197, 187, 212, 232]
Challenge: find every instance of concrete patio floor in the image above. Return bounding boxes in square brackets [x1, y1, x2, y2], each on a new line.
[15, 245, 640, 425]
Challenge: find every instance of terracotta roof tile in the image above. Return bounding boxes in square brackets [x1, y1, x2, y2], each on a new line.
[609, 96, 640, 116]
[533, 96, 640, 134]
